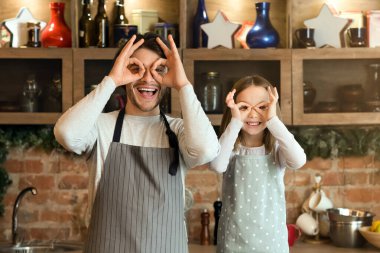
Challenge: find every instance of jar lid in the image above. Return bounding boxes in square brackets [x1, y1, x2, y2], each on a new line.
[207, 71, 219, 77]
[27, 22, 40, 28]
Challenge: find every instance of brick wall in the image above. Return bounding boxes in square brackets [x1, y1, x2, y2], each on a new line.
[0, 147, 379, 244]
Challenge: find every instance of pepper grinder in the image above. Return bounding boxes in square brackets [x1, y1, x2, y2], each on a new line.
[200, 209, 210, 245]
[213, 199, 222, 245]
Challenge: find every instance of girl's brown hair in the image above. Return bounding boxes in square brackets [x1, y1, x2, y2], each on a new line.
[220, 75, 282, 153]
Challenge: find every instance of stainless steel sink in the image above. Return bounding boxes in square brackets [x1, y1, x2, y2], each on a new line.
[0, 241, 83, 253]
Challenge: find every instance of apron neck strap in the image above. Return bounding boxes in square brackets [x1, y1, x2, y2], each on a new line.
[160, 109, 179, 176]
[112, 107, 179, 176]
[112, 107, 126, 143]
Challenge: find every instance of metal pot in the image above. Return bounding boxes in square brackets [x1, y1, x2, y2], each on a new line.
[327, 208, 374, 222]
[327, 208, 375, 248]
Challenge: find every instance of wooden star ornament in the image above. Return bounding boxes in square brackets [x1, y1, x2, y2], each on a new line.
[201, 11, 240, 49]
[304, 4, 350, 48]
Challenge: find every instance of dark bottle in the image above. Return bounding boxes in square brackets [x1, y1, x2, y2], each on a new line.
[200, 209, 210, 245]
[95, 0, 109, 48]
[79, 0, 95, 48]
[213, 199, 222, 245]
[193, 0, 209, 48]
[113, 0, 128, 47]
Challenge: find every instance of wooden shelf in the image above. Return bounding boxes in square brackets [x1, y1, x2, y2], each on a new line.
[0, 113, 62, 124]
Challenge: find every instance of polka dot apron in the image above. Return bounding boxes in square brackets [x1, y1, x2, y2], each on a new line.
[217, 153, 288, 253]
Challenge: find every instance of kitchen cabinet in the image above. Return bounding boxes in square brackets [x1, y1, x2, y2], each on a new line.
[1, 0, 380, 125]
[0, 48, 72, 124]
[73, 48, 117, 103]
[292, 48, 380, 125]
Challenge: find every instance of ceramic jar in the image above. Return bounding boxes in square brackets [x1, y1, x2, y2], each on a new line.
[246, 2, 279, 48]
[339, 84, 364, 103]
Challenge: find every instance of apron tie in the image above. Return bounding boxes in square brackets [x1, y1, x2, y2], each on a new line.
[160, 109, 179, 176]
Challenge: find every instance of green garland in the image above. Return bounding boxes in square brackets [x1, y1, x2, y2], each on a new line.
[290, 126, 380, 160]
[0, 125, 380, 216]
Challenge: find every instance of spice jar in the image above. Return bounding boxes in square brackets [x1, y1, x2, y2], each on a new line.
[26, 22, 41, 47]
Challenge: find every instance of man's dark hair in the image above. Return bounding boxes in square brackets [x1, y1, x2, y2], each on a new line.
[113, 32, 169, 61]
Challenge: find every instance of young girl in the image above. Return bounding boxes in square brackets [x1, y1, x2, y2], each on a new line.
[210, 75, 306, 253]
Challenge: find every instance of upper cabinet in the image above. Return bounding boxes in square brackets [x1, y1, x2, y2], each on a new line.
[0, 48, 72, 124]
[292, 48, 380, 125]
[1, 0, 380, 125]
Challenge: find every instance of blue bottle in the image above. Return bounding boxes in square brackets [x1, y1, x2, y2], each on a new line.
[193, 0, 209, 48]
[246, 2, 279, 48]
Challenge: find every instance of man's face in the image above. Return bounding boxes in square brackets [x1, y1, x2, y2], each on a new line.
[125, 48, 167, 116]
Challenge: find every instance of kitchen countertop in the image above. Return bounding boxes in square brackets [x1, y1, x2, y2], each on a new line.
[188, 241, 380, 253]
[1, 241, 378, 253]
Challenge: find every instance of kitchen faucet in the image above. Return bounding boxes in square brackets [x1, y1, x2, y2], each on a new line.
[12, 186, 37, 245]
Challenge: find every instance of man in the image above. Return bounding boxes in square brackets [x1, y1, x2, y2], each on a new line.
[54, 33, 219, 253]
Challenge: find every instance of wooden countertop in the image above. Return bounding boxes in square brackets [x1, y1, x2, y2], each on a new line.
[2, 241, 378, 253]
[188, 241, 380, 253]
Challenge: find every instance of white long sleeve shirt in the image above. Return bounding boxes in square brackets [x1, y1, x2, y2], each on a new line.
[54, 76, 220, 222]
[210, 117, 306, 173]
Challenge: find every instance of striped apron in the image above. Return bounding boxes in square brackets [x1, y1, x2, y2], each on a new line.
[84, 109, 188, 253]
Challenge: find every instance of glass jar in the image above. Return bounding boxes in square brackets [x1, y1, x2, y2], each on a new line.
[367, 64, 380, 101]
[44, 73, 62, 112]
[201, 72, 222, 113]
[21, 74, 41, 112]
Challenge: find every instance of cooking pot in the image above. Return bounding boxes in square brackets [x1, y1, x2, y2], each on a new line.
[327, 208, 375, 248]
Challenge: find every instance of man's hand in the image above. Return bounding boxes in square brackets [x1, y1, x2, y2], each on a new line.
[151, 35, 190, 91]
[108, 35, 146, 87]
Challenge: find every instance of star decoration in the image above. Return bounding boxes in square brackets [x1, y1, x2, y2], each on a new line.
[201, 11, 240, 49]
[304, 4, 350, 48]
[234, 21, 253, 49]
[3, 7, 46, 48]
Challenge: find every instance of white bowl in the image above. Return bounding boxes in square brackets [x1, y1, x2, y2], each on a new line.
[358, 226, 380, 249]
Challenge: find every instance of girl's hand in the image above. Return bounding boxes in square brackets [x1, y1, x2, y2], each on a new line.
[254, 86, 279, 121]
[108, 35, 146, 87]
[226, 89, 241, 120]
[151, 34, 190, 91]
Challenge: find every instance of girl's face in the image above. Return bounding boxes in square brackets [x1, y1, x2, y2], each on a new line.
[236, 85, 269, 138]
